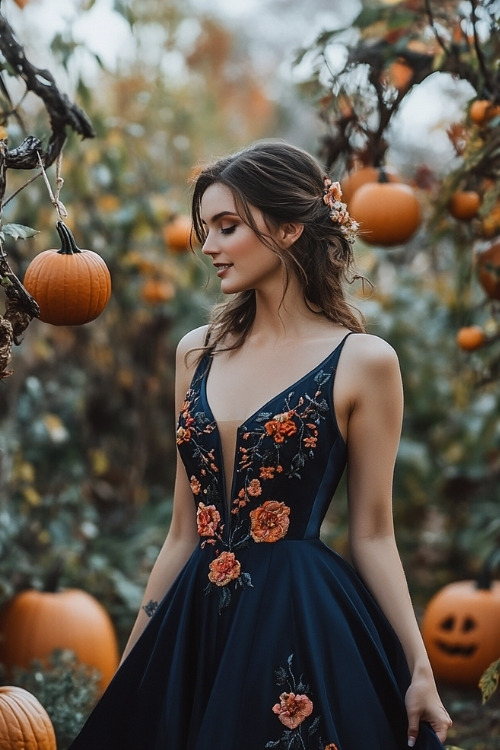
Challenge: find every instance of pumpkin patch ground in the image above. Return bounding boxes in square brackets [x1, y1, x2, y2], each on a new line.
[437, 682, 500, 749]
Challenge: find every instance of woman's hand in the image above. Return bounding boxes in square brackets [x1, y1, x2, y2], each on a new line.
[405, 675, 452, 747]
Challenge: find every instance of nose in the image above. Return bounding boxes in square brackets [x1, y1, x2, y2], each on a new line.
[201, 230, 218, 257]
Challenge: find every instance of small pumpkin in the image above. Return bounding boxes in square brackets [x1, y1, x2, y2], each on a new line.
[140, 278, 175, 304]
[162, 215, 192, 252]
[349, 171, 421, 247]
[476, 240, 500, 301]
[0, 686, 56, 749]
[340, 165, 400, 206]
[456, 325, 485, 351]
[0, 588, 119, 693]
[23, 221, 111, 325]
[448, 190, 481, 221]
[421, 553, 500, 686]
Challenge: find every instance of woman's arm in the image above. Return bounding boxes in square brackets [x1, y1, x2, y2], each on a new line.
[340, 335, 451, 747]
[120, 326, 208, 663]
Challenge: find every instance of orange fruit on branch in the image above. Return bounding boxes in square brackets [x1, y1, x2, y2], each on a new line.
[456, 326, 485, 351]
[140, 278, 175, 304]
[349, 172, 421, 246]
[162, 215, 193, 253]
[448, 190, 481, 221]
[476, 240, 500, 301]
[340, 165, 400, 206]
[469, 98, 500, 125]
[23, 222, 111, 325]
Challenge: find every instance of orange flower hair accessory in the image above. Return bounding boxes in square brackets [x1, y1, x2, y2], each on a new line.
[323, 176, 359, 244]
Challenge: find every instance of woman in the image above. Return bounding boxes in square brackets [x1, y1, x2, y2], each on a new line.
[69, 141, 451, 749]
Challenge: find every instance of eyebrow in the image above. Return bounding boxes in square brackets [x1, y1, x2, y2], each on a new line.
[201, 210, 239, 225]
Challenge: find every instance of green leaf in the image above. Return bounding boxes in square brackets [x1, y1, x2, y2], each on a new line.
[1, 223, 39, 241]
[479, 656, 500, 704]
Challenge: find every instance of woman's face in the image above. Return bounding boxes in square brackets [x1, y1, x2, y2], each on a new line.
[200, 183, 284, 295]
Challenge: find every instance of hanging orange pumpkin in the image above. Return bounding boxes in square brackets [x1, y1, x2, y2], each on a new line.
[448, 190, 481, 221]
[421, 554, 500, 686]
[23, 221, 112, 325]
[0, 686, 56, 749]
[340, 165, 400, 206]
[476, 240, 500, 301]
[349, 171, 421, 246]
[0, 588, 119, 693]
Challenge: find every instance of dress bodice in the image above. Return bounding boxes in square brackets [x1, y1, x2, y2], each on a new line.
[176, 336, 351, 611]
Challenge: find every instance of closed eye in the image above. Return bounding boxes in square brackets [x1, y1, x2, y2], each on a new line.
[221, 225, 236, 235]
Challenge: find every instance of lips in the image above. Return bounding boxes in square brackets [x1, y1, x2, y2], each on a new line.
[214, 263, 233, 276]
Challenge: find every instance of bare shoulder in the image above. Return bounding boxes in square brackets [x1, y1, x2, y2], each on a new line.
[344, 332, 400, 372]
[340, 333, 402, 397]
[176, 325, 209, 362]
[175, 325, 209, 392]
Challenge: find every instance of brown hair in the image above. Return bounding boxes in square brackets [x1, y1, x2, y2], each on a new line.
[191, 140, 366, 356]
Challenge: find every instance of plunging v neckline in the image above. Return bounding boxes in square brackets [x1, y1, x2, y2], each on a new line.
[201, 334, 351, 514]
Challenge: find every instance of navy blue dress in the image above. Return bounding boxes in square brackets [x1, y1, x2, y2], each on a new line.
[69, 335, 445, 750]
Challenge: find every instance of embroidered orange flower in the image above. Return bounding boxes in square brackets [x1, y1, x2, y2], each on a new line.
[247, 478, 262, 497]
[272, 692, 313, 729]
[259, 466, 275, 480]
[250, 500, 290, 543]
[264, 411, 297, 444]
[196, 502, 220, 537]
[324, 745, 338, 750]
[176, 426, 191, 444]
[303, 436, 317, 448]
[190, 476, 201, 495]
[208, 551, 241, 586]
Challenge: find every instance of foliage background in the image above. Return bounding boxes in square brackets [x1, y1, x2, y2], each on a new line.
[0, 0, 499, 747]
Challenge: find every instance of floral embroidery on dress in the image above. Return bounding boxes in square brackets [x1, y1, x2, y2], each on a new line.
[177, 363, 333, 613]
[266, 655, 335, 750]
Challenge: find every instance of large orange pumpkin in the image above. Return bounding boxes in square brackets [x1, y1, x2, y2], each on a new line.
[0, 686, 56, 749]
[0, 589, 119, 693]
[421, 561, 500, 686]
[23, 221, 111, 325]
[476, 241, 500, 301]
[349, 175, 421, 246]
[340, 165, 400, 205]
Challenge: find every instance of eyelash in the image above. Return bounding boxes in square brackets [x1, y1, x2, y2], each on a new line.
[220, 225, 236, 235]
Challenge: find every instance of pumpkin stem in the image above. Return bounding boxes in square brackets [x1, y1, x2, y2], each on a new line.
[44, 557, 65, 592]
[378, 167, 390, 184]
[476, 548, 500, 591]
[56, 221, 82, 255]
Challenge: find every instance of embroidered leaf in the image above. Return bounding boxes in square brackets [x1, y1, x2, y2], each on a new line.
[308, 716, 321, 736]
[275, 666, 289, 685]
[239, 571, 253, 587]
[255, 412, 273, 423]
[265, 741, 281, 748]
[315, 371, 330, 386]
[218, 586, 231, 613]
[233, 533, 251, 550]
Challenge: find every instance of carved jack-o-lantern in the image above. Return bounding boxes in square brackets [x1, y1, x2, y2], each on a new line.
[421, 556, 500, 686]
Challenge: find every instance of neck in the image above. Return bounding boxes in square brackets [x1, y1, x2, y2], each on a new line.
[250, 279, 325, 342]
